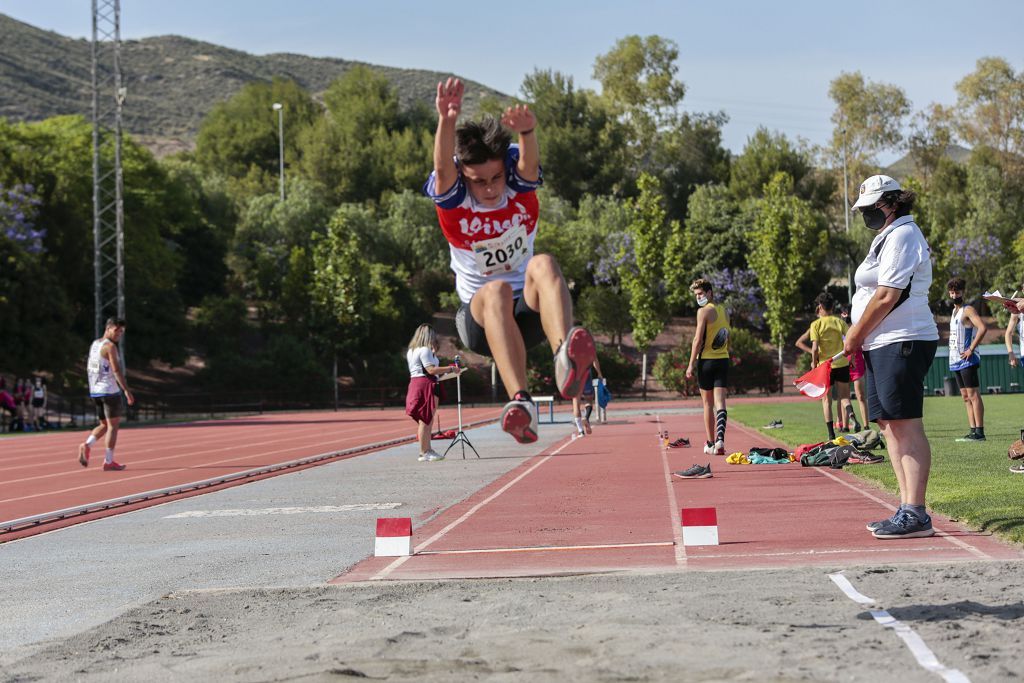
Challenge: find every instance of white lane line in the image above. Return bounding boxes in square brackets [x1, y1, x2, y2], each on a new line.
[814, 468, 993, 561]
[828, 572, 876, 605]
[417, 541, 674, 556]
[655, 414, 686, 565]
[829, 572, 971, 683]
[369, 435, 574, 581]
[696, 545, 964, 560]
[164, 503, 402, 518]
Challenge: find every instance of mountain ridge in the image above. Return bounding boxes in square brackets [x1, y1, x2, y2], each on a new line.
[0, 12, 508, 156]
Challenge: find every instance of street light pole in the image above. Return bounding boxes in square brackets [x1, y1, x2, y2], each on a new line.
[272, 102, 284, 201]
[841, 124, 852, 302]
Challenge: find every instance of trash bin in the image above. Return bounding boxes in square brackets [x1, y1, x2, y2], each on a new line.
[944, 376, 957, 397]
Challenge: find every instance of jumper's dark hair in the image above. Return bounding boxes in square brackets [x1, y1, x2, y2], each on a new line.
[946, 277, 966, 292]
[455, 117, 511, 166]
[880, 189, 916, 218]
[814, 292, 835, 312]
[105, 317, 126, 329]
[689, 278, 713, 293]
[839, 304, 852, 318]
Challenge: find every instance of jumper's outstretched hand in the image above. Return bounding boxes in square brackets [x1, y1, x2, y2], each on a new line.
[501, 104, 536, 133]
[436, 78, 464, 122]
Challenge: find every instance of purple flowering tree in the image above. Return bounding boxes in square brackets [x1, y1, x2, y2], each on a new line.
[945, 235, 1002, 301]
[705, 267, 766, 330]
[0, 183, 45, 254]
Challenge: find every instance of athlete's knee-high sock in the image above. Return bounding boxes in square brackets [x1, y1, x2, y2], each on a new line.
[715, 410, 727, 444]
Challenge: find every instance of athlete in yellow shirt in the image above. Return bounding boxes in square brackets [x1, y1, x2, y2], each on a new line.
[795, 292, 858, 439]
[685, 278, 731, 455]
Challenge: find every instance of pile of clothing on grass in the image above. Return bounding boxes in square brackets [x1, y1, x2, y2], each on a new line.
[727, 429, 887, 468]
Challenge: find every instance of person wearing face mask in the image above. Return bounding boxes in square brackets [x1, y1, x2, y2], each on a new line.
[845, 175, 939, 540]
[685, 278, 731, 456]
[795, 292, 858, 439]
[946, 277, 987, 442]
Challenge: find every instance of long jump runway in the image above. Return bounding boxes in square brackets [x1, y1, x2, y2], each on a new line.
[337, 409, 1023, 582]
[0, 406, 501, 542]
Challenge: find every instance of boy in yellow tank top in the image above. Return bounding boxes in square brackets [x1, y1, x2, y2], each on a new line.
[795, 292, 858, 439]
[685, 279, 731, 456]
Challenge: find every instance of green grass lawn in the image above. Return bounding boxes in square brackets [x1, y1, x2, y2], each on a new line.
[729, 394, 1024, 546]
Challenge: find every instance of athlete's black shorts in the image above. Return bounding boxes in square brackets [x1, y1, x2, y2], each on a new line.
[953, 365, 980, 389]
[697, 358, 729, 391]
[863, 340, 937, 422]
[829, 364, 851, 384]
[93, 394, 125, 421]
[456, 293, 545, 358]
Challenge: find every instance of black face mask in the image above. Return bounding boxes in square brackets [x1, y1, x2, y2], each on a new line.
[952, 296, 964, 306]
[861, 206, 887, 230]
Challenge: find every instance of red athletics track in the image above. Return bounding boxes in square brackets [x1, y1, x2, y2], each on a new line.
[336, 408, 1024, 582]
[0, 406, 502, 542]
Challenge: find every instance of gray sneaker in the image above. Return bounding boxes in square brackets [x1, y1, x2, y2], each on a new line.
[672, 463, 712, 479]
[1010, 463, 1024, 474]
[866, 514, 897, 532]
[423, 450, 446, 462]
[872, 509, 934, 539]
[553, 327, 596, 399]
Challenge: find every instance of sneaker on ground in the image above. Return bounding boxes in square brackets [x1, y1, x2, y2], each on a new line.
[553, 327, 596, 399]
[872, 509, 934, 539]
[865, 511, 899, 531]
[501, 394, 538, 445]
[102, 461, 126, 471]
[576, 430, 585, 438]
[764, 420, 783, 429]
[78, 443, 90, 467]
[972, 434, 987, 441]
[669, 437, 690, 448]
[955, 432, 980, 442]
[673, 463, 712, 479]
[702, 441, 715, 455]
[1010, 463, 1024, 474]
[424, 450, 446, 462]
[714, 440, 726, 456]
[583, 418, 592, 435]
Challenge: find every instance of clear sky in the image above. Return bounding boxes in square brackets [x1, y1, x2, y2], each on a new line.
[5, 1, 1023, 162]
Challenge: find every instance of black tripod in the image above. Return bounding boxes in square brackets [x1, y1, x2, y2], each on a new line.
[443, 367, 479, 459]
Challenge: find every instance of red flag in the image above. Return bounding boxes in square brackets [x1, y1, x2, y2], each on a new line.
[793, 352, 845, 398]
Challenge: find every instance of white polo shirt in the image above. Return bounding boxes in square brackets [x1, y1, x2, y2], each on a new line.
[407, 346, 439, 378]
[851, 215, 939, 351]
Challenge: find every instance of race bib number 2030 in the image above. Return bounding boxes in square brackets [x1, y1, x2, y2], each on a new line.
[472, 223, 530, 277]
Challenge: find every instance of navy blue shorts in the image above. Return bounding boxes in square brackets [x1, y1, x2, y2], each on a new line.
[863, 340, 937, 422]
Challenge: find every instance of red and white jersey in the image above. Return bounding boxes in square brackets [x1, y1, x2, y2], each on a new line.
[423, 145, 542, 304]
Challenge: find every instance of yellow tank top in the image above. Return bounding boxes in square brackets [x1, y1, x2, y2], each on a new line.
[701, 303, 730, 359]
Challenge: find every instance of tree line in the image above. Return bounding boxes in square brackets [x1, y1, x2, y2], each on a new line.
[2, 35, 1023, 396]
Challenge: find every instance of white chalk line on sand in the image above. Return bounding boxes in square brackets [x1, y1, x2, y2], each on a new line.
[369, 435, 575, 581]
[655, 414, 687, 565]
[813, 468, 993, 561]
[829, 572, 971, 683]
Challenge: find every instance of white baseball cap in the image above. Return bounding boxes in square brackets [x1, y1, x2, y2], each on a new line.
[851, 174, 901, 210]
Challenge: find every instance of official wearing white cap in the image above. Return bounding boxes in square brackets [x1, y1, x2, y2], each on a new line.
[844, 174, 939, 540]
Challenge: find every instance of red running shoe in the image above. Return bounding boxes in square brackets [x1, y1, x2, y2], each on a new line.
[554, 327, 596, 399]
[78, 443, 90, 467]
[102, 461, 126, 471]
[501, 395, 538, 445]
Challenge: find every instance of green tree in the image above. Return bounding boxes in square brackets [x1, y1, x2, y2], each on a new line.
[748, 173, 828, 391]
[298, 66, 431, 204]
[954, 57, 1024, 160]
[828, 71, 911, 169]
[519, 69, 630, 203]
[593, 35, 686, 152]
[577, 285, 633, 349]
[194, 77, 318, 192]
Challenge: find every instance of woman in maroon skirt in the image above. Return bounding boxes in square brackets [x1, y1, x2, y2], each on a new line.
[406, 324, 458, 462]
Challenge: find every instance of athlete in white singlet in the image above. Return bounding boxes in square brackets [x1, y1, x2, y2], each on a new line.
[79, 318, 135, 470]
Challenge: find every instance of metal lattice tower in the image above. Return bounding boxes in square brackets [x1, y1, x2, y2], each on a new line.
[91, 0, 126, 338]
